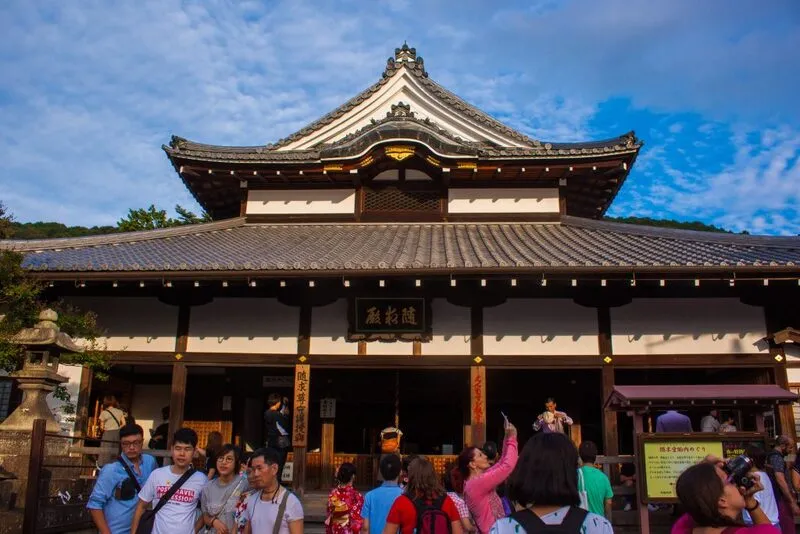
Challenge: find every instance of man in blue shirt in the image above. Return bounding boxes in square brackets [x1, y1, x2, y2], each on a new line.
[655, 410, 693, 432]
[88, 423, 157, 534]
[362, 454, 403, 534]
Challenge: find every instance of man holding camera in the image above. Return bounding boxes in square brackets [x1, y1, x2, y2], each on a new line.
[533, 397, 573, 434]
[88, 423, 158, 534]
[264, 393, 291, 480]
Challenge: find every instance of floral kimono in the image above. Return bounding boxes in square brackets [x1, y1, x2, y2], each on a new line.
[325, 484, 365, 534]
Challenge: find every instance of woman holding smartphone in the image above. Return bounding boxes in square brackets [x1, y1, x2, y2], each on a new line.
[458, 415, 519, 533]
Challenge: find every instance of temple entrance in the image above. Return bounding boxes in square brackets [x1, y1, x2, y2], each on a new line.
[305, 368, 468, 455]
[486, 369, 604, 450]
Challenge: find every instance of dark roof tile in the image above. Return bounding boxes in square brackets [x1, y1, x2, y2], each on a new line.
[4, 217, 800, 275]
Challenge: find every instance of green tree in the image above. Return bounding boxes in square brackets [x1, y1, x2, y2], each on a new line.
[0, 202, 111, 377]
[605, 216, 734, 234]
[117, 204, 210, 232]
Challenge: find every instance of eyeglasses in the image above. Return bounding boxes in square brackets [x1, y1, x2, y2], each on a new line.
[121, 440, 143, 448]
[218, 456, 236, 464]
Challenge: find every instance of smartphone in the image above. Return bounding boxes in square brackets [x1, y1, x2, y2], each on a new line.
[501, 411, 509, 424]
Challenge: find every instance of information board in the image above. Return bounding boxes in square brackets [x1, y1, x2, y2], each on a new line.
[638, 433, 767, 503]
[642, 440, 724, 500]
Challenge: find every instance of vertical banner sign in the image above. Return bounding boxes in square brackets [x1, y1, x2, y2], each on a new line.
[292, 364, 310, 447]
[470, 366, 486, 446]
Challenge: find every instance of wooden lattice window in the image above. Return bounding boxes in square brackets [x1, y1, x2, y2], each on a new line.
[363, 186, 440, 212]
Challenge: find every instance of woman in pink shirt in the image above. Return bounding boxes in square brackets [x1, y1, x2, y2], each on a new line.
[672, 461, 779, 534]
[458, 421, 518, 534]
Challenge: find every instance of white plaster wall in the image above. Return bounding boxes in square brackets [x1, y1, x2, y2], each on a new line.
[448, 188, 560, 214]
[786, 345, 800, 362]
[424, 299, 471, 355]
[281, 70, 529, 150]
[246, 189, 356, 215]
[188, 298, 299, 354]
[367, 340, 415, 356]
[65, 297, 178, 352]
[47, 364, 84, 435]
[483, 299, 599, 355]
[310, 300, 358, 355]
[788, 368, 800, 384]
[131, 384, 171, 447]
[610, 299, 768, 355]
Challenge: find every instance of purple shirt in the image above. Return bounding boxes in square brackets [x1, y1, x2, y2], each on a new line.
[656, 411, 692, 432]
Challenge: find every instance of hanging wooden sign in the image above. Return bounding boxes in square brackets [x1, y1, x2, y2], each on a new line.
[292, 364, 310, 447]
[348, 297, 431, 341]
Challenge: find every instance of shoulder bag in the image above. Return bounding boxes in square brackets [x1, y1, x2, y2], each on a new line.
[116, 456, 142, 501]
[509, 506, 588, 533]
[136, 468, 196, 534]
[272, 488, 291, 534]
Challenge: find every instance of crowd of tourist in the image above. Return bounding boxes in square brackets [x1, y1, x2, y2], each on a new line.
[86, 398, 800, 534]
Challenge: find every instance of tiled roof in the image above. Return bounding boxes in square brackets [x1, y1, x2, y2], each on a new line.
[4, 217, 800, 275]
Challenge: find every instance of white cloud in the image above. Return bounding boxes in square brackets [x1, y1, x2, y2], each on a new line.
[613, 125, 800, 235]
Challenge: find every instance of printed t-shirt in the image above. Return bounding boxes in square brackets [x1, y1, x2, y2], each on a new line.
[579, 465, 614, 517]
[362, 482, 403, 534]
[490, 507, 613, 534]
[386, 494, 460, 534]
[138, 466, 208, 534]
[243, 486, 303, 534]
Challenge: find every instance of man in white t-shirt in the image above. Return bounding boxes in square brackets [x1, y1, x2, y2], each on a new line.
[243, 448, 303, 534]
[131, 428, 208, 534]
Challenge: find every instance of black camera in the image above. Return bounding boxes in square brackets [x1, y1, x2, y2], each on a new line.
[723, 455, 755, 489]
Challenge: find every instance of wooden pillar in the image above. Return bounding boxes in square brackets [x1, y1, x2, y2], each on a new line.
[633, 413, 650, 534]
[469, 304, 486, 446]
[598, 307, 619, 458]
[74, 367, 93, 437]
[168, 362, 187, 447]
[774, 360, 796, 439]
[321, 421, 335, 488]
[291, 363, 310, 496]
[470, 365, 486, 446]
[167, 302, 191, 446]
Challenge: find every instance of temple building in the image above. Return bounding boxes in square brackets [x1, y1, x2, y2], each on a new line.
[4, 44, 800, 491]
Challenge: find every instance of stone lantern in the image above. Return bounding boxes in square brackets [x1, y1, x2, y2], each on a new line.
[0, 309, 83, 433]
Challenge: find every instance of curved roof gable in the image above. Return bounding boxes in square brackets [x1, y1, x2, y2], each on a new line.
[274, 43, 539, 150]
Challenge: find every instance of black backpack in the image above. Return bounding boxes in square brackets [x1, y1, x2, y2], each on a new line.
[413, 495, 452, 534]
[509, 506, 588, 533]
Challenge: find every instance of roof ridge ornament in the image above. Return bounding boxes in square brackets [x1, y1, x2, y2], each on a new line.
[387, 101, 414, 118]
[384, 42, 427, 78]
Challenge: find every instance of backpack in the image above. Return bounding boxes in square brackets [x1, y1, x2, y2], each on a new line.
[509, 506, 588, 533]
[413, 495, 452, 534]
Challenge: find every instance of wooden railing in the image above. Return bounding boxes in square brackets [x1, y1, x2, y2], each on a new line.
[596, 454, 637, 497]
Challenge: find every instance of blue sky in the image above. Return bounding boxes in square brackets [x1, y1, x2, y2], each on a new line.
[0, 0, 798, 235]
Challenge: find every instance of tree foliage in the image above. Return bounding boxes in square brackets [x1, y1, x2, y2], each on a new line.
[117, 204, 211, 232]
[9, 221, 118, 239]
[604, 216, 739, 234]
[0, 202, 112, 377]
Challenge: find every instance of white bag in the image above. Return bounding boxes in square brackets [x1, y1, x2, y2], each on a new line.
[577, 467, 590, 511]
